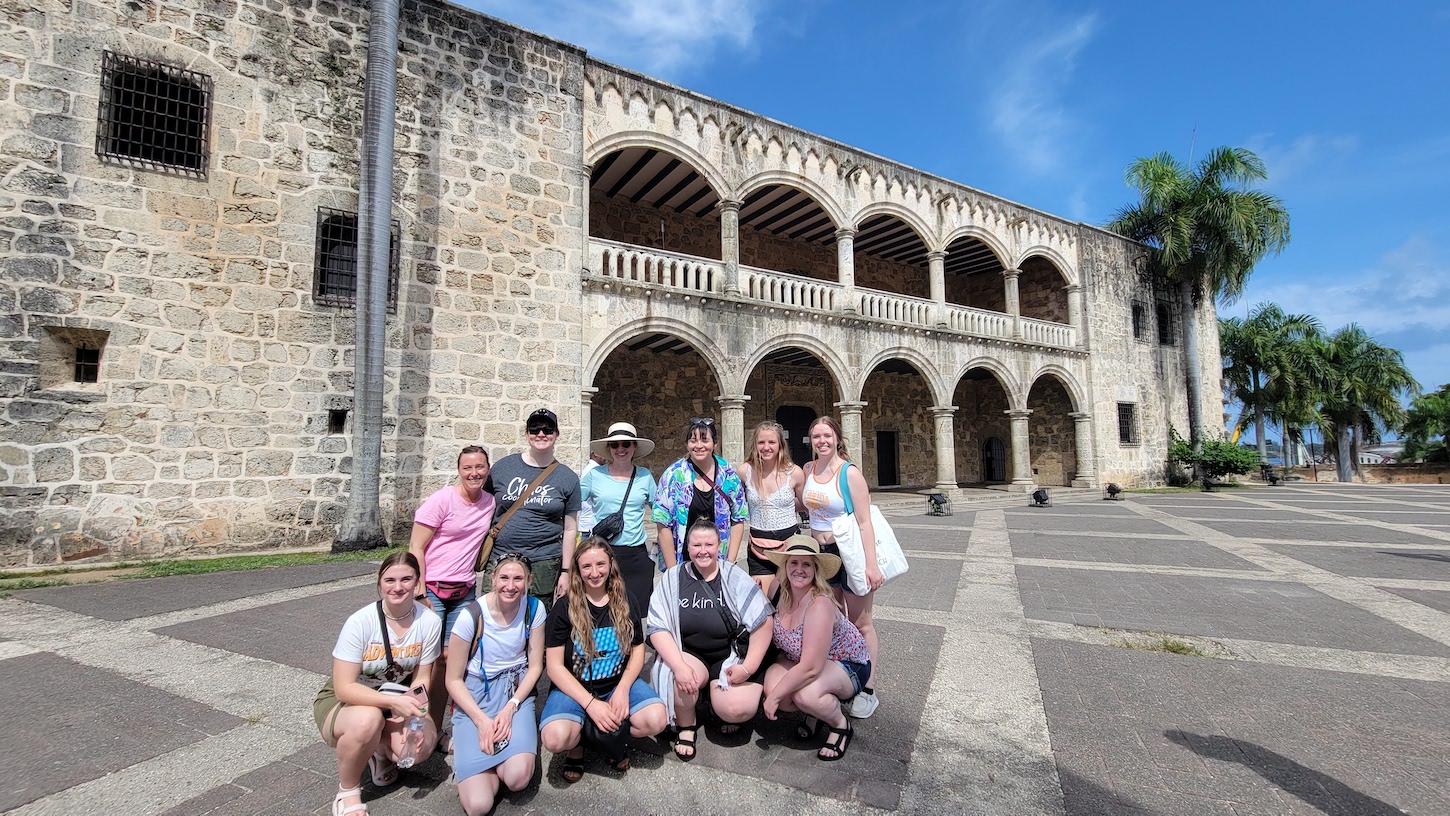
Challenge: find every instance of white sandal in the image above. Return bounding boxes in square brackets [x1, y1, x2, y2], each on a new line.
[367, 751, 398, 787]
[333, 785, 367, 816]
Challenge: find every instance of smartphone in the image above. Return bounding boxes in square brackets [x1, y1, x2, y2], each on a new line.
[493, 737, 510, 752]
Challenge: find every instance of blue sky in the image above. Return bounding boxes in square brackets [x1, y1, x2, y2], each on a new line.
[466, 0, 1450, 425]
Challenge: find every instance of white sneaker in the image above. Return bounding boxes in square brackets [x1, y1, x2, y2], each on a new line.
[847, 689, 879, 719]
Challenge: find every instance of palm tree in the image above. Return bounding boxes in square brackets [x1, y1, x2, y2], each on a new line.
[1401, 384, 1450, 463]
[334, 0, 401, 552]
[1220, 303, 1322, 462]
[1108, 147, 1291, 449]
[1314, 325, 1419, 482]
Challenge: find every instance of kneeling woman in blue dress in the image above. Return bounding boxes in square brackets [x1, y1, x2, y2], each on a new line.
[647, 520, 775, 761]
[539, 537, 669, 781]
[444, 553, 545, 816]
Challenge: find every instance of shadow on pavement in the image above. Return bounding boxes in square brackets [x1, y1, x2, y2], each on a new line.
[1165, 730, 1407, 816]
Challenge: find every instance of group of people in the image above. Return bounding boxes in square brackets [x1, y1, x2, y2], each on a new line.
[317, 408, 885, 816]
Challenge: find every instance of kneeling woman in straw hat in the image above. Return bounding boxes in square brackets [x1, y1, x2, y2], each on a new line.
[580, 422, 658, 610]
[761, 535, 871, 761]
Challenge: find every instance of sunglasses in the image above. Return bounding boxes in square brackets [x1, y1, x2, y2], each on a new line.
[607, 440, 635, 449]
[527, 426, 557, 436]
[689, 417, 715, 427]
[496, 551, 533, 567]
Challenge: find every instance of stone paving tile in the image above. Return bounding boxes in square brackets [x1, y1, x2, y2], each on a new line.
[895, 530, 973, 552]
[1260, 543, 1450, 581]
[1004, 512, 1182, 536]
[1010, 533, 1264, 571]
[1033, 638, 1446, 816]
[874, 558, 963, 610]
[1142, 506, 1323, 522]
[1016, 565, 1450, 656]
[156, 584, 378, 674]
[0, 652, 242, 812]
[14, 561, 377, 621]
[1383, 587, 1450, 615]
[1190, 519, 1448, 545]
[883, 509, 975, 528]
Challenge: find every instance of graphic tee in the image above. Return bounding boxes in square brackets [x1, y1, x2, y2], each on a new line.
[545, 593, 645, 696]
[677, 565, 731, 659]
[450, 597, 545, 681]
[332, 601, 442, 689]
[483, 454, 581, 560]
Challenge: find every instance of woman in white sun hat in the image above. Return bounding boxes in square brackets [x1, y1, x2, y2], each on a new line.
[580, 422, 658, 610]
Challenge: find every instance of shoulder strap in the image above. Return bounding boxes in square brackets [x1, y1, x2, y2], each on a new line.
[838, 462, 854, 515]
[524, 596, 539, 646]
[493, 460, 559, 536]
[691, 457, 734, 513]
[615, 467, 637, 514]
[375, 600, 401, 674]
[466, 599, 485, 665]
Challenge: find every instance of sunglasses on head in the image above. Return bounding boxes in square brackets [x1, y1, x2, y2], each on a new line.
[607, 440, 634, 449]
[689, 417, 715, 427]
[527, 426, 556, 436]
[496, 552, 533, 567]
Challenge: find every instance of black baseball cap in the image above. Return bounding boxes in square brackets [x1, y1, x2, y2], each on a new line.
[526, 408, 558, 431]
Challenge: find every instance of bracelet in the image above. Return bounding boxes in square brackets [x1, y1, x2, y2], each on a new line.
[584, 698, 594, 712]
[508, 697, 521, 708]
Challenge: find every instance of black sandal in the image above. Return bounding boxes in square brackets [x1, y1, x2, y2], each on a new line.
[673, 726, 698, 762]
[818, 722, 853, 761]
[795, 716, 820, 741]
[612, 753, 632, 773]
[561, 751, 585, 783]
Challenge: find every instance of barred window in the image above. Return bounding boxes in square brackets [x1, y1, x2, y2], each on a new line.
[1117, 403, 1139, 444]
[96, 51, 212, 177]
[1156, 304, 1174, 345]
[314, 207, 400, 311]
[1131, 303, 1146, 340]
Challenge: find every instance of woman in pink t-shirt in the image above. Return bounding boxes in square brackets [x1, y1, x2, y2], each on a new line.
[408, 445, 496, 737]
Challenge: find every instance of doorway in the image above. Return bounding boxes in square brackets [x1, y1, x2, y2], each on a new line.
[983, 436, 1006, 482]
[876, 431, 899, 486]
[774, 405, 817, 467]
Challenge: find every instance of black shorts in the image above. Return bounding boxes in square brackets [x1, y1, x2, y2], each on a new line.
[747, 526, 797, 577]
[819, 540, 846, 589]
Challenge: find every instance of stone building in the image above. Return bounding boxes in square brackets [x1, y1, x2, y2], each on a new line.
[0, 0, 1218, 565]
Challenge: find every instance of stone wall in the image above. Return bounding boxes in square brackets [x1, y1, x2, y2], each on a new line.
[590, 195, 720, 259]
[739, 226, 835, 281]
[946, 271, 1007, 312]
[1019, 256, 1069, 324]
[0, 0, 587, 565]
[588, 344, 721, 466]
[953, 376, 1012, 482]
[860, 371, 935, 488]
[1026, 376, 1077, 486]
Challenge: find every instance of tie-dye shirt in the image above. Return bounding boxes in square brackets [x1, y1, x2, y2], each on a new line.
[651, 455, 749, 567]
[545, 594, 645, 696]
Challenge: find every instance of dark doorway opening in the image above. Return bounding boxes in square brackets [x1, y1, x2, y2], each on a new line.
[775, 405, 818, 467]
[876, 431, 899, 486]
[984, 436, 1006, 482]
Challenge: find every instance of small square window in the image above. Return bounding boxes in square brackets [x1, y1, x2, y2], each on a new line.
[96, 51, 212, 178]
[328, 408, 348, 435]
[314, 207, 400, 312]
[1117, 403, 1139, 444]
[74, 347, 101, 384]
[1131, 303, 1146, 340]
[40, 327, 109, 390]
[1156, 304, 1174, 345]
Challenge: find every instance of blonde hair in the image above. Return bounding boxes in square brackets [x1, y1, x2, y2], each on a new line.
[566, 537, 635, 678]
[808, 415, 850, 462]
[773, 555, 838, 614]
[744, 420, 794, 491]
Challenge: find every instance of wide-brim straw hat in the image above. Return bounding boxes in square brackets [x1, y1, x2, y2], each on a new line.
[765, 534, 842, 579]
[590, 421, 655, 459]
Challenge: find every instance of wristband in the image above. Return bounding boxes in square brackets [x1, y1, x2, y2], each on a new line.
[508, 697, 521, 708]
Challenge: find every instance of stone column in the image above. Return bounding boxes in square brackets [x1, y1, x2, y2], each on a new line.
[1004, 267, 1022, 339]
[581, 163, 593, 271]
[927, 250, 948, 326]
[836, 227, 858, 314]
[834, 400, 867, 456]
[930, 405, 959, 491]
[717, 394, 750, 464]
[580, 386, 599, 464]
[1066, 283, 1083, 343]
[1006, 408, 1034, 491]
[720, 198, 741, 296]
[1069, 411, 1096, 488]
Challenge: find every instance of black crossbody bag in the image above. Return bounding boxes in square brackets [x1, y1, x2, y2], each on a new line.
[591, 467, 635, 543]
[687, 565, 750, 659]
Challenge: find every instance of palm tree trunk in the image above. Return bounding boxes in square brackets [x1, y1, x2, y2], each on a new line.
[334, 0, 400, 552]
[1254, 403, 1267, 462]
[1179, 278, 1204, 451]
[1335, 425, 1353, 482]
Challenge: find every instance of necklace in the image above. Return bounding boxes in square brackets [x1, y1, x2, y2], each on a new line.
[383, 604, 414, 621]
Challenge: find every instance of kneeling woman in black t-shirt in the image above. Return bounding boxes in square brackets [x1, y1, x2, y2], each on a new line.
[540, 537, 669, 781]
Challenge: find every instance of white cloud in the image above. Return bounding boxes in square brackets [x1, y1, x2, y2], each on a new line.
[1244, 132, 1359, 186]
[985, 13, 1097, 175]
[462, 0, 759, 76]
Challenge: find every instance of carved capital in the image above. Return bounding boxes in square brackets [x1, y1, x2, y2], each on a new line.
[718, 199, 741, 215]
[1003, 267, 1022, 280]
[926, 250, 947, 263]
[834, 400, 867, 416]
[1068, 411, 1091, 422]
[716, 394, 751, 410]
[930, 404, 958, 419]
[581, 386, 599, 405]
[1005, 408, 1033, 420]
[835, 227, 857, 241]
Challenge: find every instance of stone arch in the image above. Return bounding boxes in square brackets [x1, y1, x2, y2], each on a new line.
[942, 225, 1011, 268]
[952, 357, 1022, 408]
[857, 346, 949, 406]
[586, 131, 730, 202]
[1026, 364, 1086, 412]
[1013, 245, 1077, 285]
[851, 201, 935, 250]
[1025, 367, 1081, 487]
[735, 170, 848, 230]
[741, 333, 850, 400]
[585, 316, 731, 390]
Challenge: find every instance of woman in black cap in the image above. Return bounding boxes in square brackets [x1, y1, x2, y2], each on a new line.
[483, 408, 581, 599]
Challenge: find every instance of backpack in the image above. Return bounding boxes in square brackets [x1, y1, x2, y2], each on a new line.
[465, 595, 540, 690]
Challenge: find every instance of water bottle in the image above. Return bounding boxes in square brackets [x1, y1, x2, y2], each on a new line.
[394, 715, 427, 769]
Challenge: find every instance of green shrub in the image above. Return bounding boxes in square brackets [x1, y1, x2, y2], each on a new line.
[1168, 429, 1262, 481]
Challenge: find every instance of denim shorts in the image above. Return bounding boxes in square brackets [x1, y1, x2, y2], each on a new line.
[837, 659, 871, 696]
[539, 679, 662, 726]
[426, 584, 476, 640]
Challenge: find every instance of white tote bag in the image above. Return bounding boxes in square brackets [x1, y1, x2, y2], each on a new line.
[830, 464, 909, 596]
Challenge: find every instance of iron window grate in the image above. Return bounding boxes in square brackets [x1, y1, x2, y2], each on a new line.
[96, 51, 212, 178]
[314, 207, 400, 312]
[1117, 403, 1138, 444]
[74, 346, 101, 384]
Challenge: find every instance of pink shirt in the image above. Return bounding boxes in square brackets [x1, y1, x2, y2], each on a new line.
[414, 485, 495, 583]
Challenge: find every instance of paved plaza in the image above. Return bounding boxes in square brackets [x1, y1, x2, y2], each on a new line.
[2, 483, 1447, 815]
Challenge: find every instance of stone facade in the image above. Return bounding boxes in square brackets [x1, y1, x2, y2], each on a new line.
[0, 2, 1217, 566]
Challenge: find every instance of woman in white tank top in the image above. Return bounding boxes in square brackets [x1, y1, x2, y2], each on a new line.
[796, 415, 883, 720]
[737, 421, 806, 591]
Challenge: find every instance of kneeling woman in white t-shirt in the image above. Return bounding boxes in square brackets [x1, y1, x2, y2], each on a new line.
[314, 551, 442, 816]
[444, 554, 546, 816]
